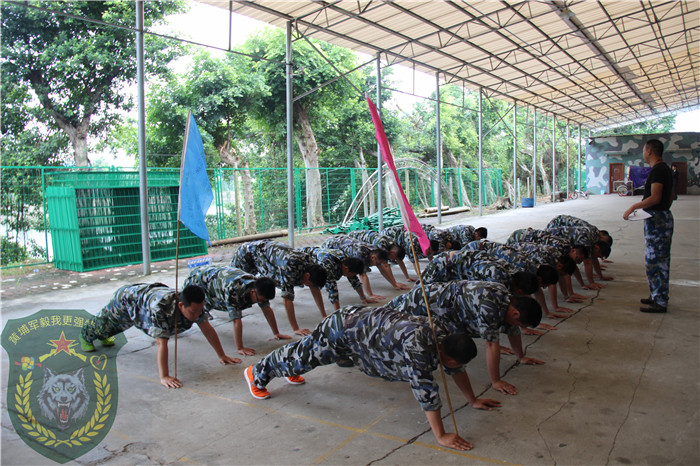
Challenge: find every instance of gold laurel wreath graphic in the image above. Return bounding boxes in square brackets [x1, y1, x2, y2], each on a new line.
[14, 371, 112, 448]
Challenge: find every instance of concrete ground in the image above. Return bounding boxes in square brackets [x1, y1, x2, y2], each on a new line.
[1, 194, 698, 465]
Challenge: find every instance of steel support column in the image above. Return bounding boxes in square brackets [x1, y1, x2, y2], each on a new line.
[478, 88, 483, 215]
[513, 101, 517, 209]
[533, 108, 537, 206]
[136, 0, 150, 275]
[376, 53, 383, 231]
[286, 21, 295, 246]
[436, 72, 442, 223]
[552, 115, 556, 197]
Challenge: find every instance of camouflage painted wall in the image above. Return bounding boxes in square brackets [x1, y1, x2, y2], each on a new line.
[585, 132, 700, 194]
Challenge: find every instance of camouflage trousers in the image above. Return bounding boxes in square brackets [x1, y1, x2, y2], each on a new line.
[644, 210, 674, 307]
[81, 287, 134, 342]
[252, 311, 350, 387]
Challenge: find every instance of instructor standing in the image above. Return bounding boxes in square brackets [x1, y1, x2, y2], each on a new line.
[623, 139, 674, 313]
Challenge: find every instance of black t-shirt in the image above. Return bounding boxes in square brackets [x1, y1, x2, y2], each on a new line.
[643, 162, 673, 211]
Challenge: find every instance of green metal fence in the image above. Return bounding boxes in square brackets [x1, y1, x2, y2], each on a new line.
[1, 165, 503, 269]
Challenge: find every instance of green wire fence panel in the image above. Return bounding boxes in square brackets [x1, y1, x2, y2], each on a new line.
[45, 171, 206, 272]
[3, 165, 505, 270]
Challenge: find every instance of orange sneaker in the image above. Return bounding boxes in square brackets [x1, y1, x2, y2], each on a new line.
[244, 366, 270, 399]
[285, 375, 305, 385]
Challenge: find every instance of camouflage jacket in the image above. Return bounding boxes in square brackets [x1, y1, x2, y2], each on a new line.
[386, 280, 520, 341]
[299, 246, 362, 304]
[321, 235, 375, 273]
[104, 283, 210, 339]
[340, 305, 462, 411]
[347, 230, 395, 253]
[509, 242, 562, 267]
[421, 249, 510, 285]
[442, 225, 475, 245]
[183, 265, 268, 320]
[465, 240, 537, 273]
[380, 225, 428, 260]
[507, 228, 571, 254]
[547, 215, 599, 235]
[548, 226, 598, 251]
[421, 223, 453, 252]
[231, 240, 312, 301]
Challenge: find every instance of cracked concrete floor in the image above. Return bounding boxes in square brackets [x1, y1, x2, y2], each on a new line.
[2, 195, 698, 465]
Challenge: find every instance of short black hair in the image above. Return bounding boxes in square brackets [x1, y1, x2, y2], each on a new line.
[537, 265, 558, 286]
[343, 257, 365, 274]
[573, 244, 589, 259]
[305, 264, 328, 288]
[442, 333, 477, 365]
[645, 138, 664, 157]
[475, 227, 488, 239]
[449, 239, 462, 250]
[557, 255, 577, 275]
[595, 240, 611, 259]
[390, 244, 406, 261]
[370, 248, 389, 263]
[510, 296, 542, 328]
[599, 230, 613, 246]
[254, 277, 276, 300]
[511, 271, 539, 295]
[180, 284, 205, 306]
[429, 239, 440, 253]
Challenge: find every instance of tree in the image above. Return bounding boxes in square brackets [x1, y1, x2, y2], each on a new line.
[1, 0, 186, 166]
[242, 29, 365, 228]
[143, 50, 269, 235]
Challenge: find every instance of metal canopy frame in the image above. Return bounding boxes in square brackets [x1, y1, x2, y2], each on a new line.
[206, 0, 699, 130]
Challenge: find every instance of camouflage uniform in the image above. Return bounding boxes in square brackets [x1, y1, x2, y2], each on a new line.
[421, 249, 510, 285]
[183, 265, 268, 320]
[81, 283, 210, 341]
[644, 211, 674, 307]
[465, 241, 537, 273]
[386, 281, 520, 341]
[299, 246, 362, 305]
[231, 240, 313, 301]
[507, 228, 571, 255]
[321, 235, 376, 273]
[250, 305, 462, 411]
[510, 242, 561, 267]
[548, 226, 597, 255]
[547, 215, 599, 235]
[443, 225, 476, 245]
[347, 230, 395, 253]
[381, 225, 428, 261]
[421, 223, 454, 252]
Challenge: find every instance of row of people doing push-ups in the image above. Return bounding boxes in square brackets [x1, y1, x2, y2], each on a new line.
[79, 214, 614, 451]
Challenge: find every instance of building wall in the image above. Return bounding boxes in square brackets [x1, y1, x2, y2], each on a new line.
[585, 132, 700, 194]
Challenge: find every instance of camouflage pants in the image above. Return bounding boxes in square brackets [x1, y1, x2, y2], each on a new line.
[230, 246, 257, 275]
[81, 286, 134, 342]
[252, 311, 350, 387]
[644, 210, 673, 307]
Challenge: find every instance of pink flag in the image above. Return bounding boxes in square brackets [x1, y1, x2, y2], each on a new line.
[366, 95, 430, 254]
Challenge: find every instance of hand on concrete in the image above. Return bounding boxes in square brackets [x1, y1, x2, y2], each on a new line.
[161, 376, 183, 389]
[519, 356, 545, 365]
[470, 398, 502, 410]
[220, 355, 242, 365]
[238, 347, 257, 356]
[270, 333, 293, 341]
[492, 379, 518, 395]
[437, 433, 473, 451]
[294, 328, 312, 336]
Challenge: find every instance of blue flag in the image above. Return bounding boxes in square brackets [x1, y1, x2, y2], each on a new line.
[180, 113, 213, 245]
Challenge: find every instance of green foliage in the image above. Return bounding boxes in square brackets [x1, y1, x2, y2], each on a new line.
[0, 235, 46, 266]
[1, 0, 186, 165]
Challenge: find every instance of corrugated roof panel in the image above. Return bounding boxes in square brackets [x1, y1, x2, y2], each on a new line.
[204, 0, 699, 128]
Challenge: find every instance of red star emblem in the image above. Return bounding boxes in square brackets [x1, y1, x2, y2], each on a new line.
[49, 331, 76, 355]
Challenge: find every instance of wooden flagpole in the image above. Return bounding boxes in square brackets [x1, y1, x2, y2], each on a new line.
[405, 229, 460, 435]
[174, 110, 193, 378]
